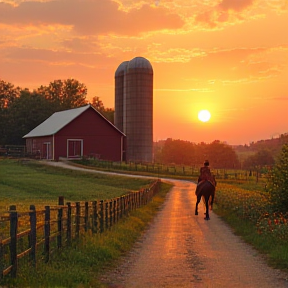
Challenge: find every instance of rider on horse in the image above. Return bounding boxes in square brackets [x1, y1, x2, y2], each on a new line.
[195, 160, 216, 195]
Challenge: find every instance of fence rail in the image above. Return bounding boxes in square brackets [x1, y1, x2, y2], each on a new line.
[76, 159, 268, 183]
[0, 180, 161, 279]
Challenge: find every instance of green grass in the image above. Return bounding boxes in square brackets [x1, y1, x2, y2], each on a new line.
[1, 158, 288, 286]
[0, 159, 155, 213]
[1, 174, 172, 288]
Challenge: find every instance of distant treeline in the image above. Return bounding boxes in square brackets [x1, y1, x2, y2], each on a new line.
[153, 137, 288, 170]
[154, 138, 240, 169]
[1, 79, 288, 170]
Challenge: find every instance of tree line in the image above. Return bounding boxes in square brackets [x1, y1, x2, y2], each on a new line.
[1, 78, 286, 169]
[154, 138, 240, 169]
[0, 79, 113, 145]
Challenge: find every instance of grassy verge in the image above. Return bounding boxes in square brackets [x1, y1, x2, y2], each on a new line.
[213, 189, 288, 272]
[2, 181, 172, 288]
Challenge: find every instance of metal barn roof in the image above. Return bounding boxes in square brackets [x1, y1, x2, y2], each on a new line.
[23, 104, 125, 138]
[23, 105, 91, 138]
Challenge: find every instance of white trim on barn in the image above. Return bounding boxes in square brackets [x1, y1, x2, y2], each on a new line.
[67, 139, 83, 159]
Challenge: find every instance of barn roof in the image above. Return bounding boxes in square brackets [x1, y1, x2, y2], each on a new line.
[23, 104, 125, 138]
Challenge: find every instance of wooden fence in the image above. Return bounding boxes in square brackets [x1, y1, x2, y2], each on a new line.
[76, 159, 267, 183]
[0, 180, 161, 279]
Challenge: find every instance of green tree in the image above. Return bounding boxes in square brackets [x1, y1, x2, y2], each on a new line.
[243, 149, 275, 169]
[37, 79, 88, 110]
[157, 138, 195, 165]
[91, 96, 114, 123]
[0, 80, 21, 144]
[5, 90, 53, 144]
[268, 144, 288, 213]
[199, 140, 240, 169]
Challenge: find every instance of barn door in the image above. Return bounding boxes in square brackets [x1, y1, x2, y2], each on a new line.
[43, 142, 52, 160]
[67, 139, 83, 158]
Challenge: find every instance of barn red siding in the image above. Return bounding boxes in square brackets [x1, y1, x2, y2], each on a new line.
[54, 108, 124, 161]
[25, 107, 126, 162]
[25, 136, 53, 159]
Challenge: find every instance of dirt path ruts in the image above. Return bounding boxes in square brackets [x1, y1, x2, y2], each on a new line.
[44, 162, 288, 288]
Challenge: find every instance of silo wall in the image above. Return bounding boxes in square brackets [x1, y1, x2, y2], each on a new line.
[125, 66, 153, 163]
[114, 61, 128, 132]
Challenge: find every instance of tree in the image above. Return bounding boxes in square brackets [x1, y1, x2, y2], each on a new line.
[5, 90, 53, 145]
[0, 80, 21, 144]
[200, 140, 240, 169]
[268, 144, 288, 213]
[90, 96, 114, 123]
[1, 78, 89, 145]
[37, 79, 88, 110]
[242, 149, 275, 169]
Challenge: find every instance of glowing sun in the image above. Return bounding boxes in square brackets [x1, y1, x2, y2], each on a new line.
[198, 110, 211, 122]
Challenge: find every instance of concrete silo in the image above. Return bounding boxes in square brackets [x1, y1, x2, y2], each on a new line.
[114, 61, 129, 132]
[114, 57, 153, 163]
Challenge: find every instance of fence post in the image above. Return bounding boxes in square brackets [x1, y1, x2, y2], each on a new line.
[57, 196, 64, 248]
[92, 201, 98, 234]
[29, 205, 37, 267]
[76, 202, 80, 238]
[100, 200, 104, 233]
[109, 200, 113, 228]
[85, 202, 89, 232]
[120, 196, 123, 218]
[113, 199, 117, 224]
[44, 206, 50, 263]
[105, 201, 109, 230]
[9, 205, 18, 278]
[67, 202, 72, 245]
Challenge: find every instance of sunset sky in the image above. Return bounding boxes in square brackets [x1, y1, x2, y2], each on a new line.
[0, 0, 287, 145]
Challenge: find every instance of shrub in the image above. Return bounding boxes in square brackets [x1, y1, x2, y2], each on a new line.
[268, 144, 288, 213]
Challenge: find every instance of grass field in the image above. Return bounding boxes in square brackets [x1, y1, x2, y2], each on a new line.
[0, 158, 172, 287]
[1, 158, 288, 287]
[0, 159, 156, 214]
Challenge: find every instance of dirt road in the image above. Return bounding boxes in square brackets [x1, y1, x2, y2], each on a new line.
[45, 162, 288, 288]
[101, 180, 288, 288]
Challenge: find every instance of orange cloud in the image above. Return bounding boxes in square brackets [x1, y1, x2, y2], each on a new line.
[0, 0, 184, 36]
[218, 0, 255, 12]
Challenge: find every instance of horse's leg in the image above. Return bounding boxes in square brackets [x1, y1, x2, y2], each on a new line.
[195, 195, 201, 215]
[204, 195, 210, 220]
[210, 193, 215, 210]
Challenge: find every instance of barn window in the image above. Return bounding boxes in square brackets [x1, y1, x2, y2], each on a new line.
[67, 139, 83, 158]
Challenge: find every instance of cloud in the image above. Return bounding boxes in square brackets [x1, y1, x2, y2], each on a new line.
[194, 0, 257, 29]
[218, 0, 255, 12]
[0, 0, 184, 36]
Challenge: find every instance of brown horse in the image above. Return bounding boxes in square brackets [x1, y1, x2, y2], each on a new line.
[195, 180, 215, 220]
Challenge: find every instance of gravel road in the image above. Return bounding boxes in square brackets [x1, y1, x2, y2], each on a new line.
[101, 180, 288, 288]
[44, 162, 288, 288]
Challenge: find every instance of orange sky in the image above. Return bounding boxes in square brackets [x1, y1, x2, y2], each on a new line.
[0, 0, 287, 145]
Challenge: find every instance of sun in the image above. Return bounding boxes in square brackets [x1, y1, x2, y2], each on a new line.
[198, 110, 211, 122]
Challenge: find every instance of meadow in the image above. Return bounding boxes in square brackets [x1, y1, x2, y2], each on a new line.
[0, 159, 156, 214]
[1, 158, 288, 287]
[0, 159, 172, 287]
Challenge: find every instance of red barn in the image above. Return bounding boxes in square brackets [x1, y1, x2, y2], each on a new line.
[23, 104, 126, 161]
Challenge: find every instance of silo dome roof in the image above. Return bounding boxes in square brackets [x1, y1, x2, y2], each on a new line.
[127, 57, 153, 71]
[115, 61, 129, 77]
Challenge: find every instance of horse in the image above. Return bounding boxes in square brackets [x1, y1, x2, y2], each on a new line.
[195, 180, 215, 220]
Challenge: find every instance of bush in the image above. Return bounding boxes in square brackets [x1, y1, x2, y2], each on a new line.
[268, 144, 288, 213]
